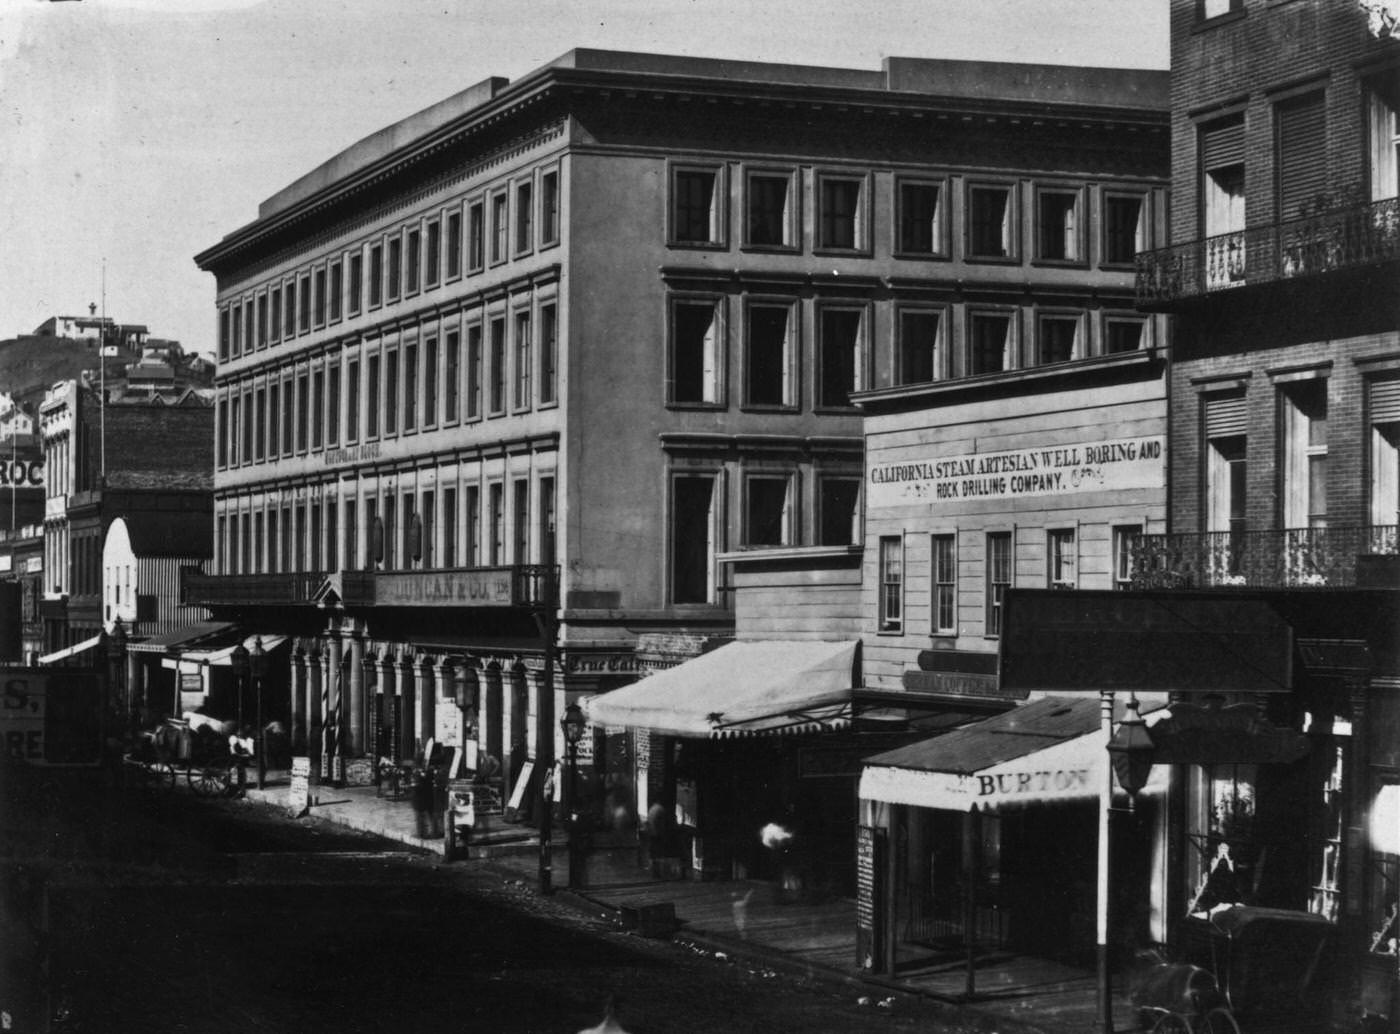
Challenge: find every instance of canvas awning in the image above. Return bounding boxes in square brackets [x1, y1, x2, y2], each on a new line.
[126, 621, 236, 654]
[859, 696, 1167, 813]
[37, 634, 103, 665]
[584, 639, 858, 738]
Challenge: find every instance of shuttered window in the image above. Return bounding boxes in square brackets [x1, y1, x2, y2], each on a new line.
[1202, 118, 1245, 172]
[1371, 378, 1400, 424]
[1277, 94, 1327, 220]
[1205, 392, 1248, 438]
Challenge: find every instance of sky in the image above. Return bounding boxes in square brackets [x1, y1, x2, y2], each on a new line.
[0, 0, 1167, 359]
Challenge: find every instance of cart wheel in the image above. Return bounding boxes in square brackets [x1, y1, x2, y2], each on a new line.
[1148, 1011, 1193, 1034]
[190, 764, 231, 797]
[149, 761, 177, 791]
[1198, 1008, 1241, 1034]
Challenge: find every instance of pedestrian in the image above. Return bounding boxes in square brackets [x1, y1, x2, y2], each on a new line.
[412, 763, 437, 837]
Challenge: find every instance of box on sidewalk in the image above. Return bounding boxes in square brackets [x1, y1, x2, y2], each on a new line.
[619, 902, 675, 938]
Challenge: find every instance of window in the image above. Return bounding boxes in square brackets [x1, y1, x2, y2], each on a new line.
[444, 331, 459, 424]
[228, 396, 240, 465]
[466, 323, 482, 420]
[344, 499, 357, 570]
[401, 493, 415, 568]
[515, 181, 533, 254]
[1280, 379, 1328, 529]
[387, 238, 401, 302]
[366, 354, 381, 438]
[1036, 188, 1082, 262]
[746, 171, 794, 248]
[346, 358, 359, 442]
[425, 220, 440, 288]
[817, 175, 864, 250]
[364, 497, 378, 568]
[270, 287, 282, 343]
[969, 184, 1015, 258]
[1048, 528, 1076, 589]
[512, 479, 530, 562]
[241, 389, 254, 461]
[295, 504, 307, 571]
[1104, 193, 1148, 265]
[818, 478, 860, 546]
[217, 398, 228, 467]
[369, 244, 383, 307]
[986, 531, 1012, 636]
[1113, 524, 1142, 590]
[284, 280, 297, 337]
[1276, 93, 1327, 223]
[219, 309, 229, 362]
[269, 381, 281, 456]
[442, 487, 457, 567]
[878, 536, 903, 633]
[406, 228, 421, 293]
[672, 475, 717, 604]
[266, 510, 278, 572]
[257, 294, 268, 348]
[969, 312, 1013, 376]
[311, 370, 324, 449]
[1370, 379, 1400, 527]
[1201, 116, 1246, 287]
[744, 476, 792, 546]
[671, 298, 722, 405]
[490, 191, 508, 264]
[231, 302, 242, 356]
[1204, 393, 1248, 580]
[381, 492, 396, 569]
[464, 485, 480, 566]
[488, 317, 506, 414]
[384, 348, 399, 434]
[314, 268, 327, 326]
[446, 211, 463, 279]
[468, 199, 485, 272]
[1106, 317, 1148, 354]
[745, 302, 793, 407]
[244, 304, 255, 356]
[253, 389, 266, 461]
[898, 179, 945, 255]
[539, 303, 558, 406]
[540, 170, 560, 246]
[299, 274, 311, 332]
[488, 483, 504, 565]
[348, 253, 363, 315]
[423, 336, 438, 428]
[296, 373, 309, 451]
[673, 167, 721, 245]
[932, 534, 956, 634]
[403, 341, 418, 432]
[1368, 74, 1400, 201]
[513, 310, 531, 410]
[818, 307, 862, 408]
[1198, 0, 1240, 18]
[310, 502, 322, 571]
[539, 476, 556, 564]
[327, 364, 340, 447]
[1037, 314, 1081, 366]
[282, 505, 293, 571]
[329, 260, 343, 321]
[421, 490, 435, 568]
[897, 309, 941, 386]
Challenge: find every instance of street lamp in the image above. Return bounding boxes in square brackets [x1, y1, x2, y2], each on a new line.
[1107, 693, 1155, 807]
[561, 701, 587, 890]
[250, 637, 268, 789]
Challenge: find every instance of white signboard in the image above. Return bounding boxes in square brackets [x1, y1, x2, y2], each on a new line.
[868, 435, 1164, 510]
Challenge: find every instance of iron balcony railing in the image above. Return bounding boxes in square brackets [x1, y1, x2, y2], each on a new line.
[1128, 525, 1399, 590]
[181, 570, 329, 607]
[1135, 197, 1400, 307]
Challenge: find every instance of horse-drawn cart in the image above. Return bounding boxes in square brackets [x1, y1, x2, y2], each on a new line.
[123, 716, 249, 797]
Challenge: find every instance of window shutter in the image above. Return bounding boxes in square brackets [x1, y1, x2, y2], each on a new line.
[1277, 95, 1328, 220]
[1202, 118, 1245, 171]
[1372, 378, 1400, 424]
[1205, 393, 1248, 438]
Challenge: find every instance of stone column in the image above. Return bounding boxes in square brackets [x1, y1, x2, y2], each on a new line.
[478, 664, 499, 766]
[395, 654, 413, 763]
[289, 649, 307, 755]
[307, 646, 323, 764]
[348, 635, 365, 756]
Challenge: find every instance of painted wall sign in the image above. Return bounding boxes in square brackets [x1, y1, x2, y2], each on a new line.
[374, 569, 515, 607]
[323, 442, 382, 466]
[868, 435, 1163, 510]
[0, 460, 44, 488]
[288, 756, 311, 817]
[856, 825, 884, 972]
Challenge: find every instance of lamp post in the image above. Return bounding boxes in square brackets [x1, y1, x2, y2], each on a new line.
[250, 637, 268, 789]
[561, 701, 587, 890]
[1107, 693, 1155, 807]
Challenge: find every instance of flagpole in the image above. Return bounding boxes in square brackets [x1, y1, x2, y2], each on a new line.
[99, 261, 107, 480]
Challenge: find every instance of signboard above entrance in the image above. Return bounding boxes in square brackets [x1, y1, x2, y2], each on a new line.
[999, 589, 1293, 695]
[867, 435, 1163, 510]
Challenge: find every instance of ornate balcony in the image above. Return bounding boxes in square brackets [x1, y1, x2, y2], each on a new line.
[1128, 526, 1399, 590]
[181, 565, 558, 609]
[1135, 197, 1400, 307]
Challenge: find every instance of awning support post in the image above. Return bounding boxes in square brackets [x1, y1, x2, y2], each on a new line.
[1096, 688, 1114, 1034]
[963, 804, 980, 1000]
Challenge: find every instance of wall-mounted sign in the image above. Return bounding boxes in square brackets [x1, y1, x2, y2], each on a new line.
[0, 460, 44, 489]
[856, 825, 884, 972]
[374, 569, 515, 607]
[323, 442, 382, 467]
[868, 435, 1163, 510]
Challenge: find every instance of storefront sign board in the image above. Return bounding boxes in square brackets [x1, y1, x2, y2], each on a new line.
[288, 756, 311, 817]
[868, 435, 1163, 511]
[856, 825, 884, 972]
